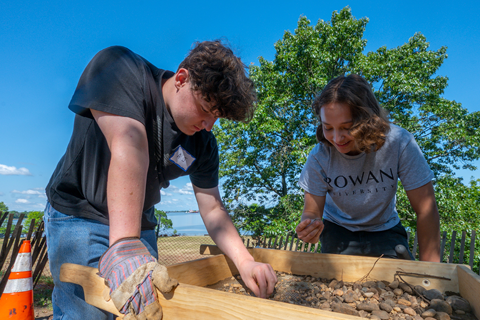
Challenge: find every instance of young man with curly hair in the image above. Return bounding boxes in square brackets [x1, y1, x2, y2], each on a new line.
[44, 41, 277, 319]
[295, 74, 440, 262]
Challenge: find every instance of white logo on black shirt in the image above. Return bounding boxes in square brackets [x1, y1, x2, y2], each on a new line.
[169, 146, 196, 172]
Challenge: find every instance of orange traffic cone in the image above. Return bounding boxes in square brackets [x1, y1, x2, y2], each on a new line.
[0, 240, 34, 319]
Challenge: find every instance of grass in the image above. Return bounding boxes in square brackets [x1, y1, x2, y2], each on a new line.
[157, 235, 216, 265]
[33, 276, 54, 309]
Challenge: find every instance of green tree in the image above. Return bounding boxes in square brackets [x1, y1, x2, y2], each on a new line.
[23, 211, 44, 233]
[397, 177, 480, 233]
[398, 176, 480, 271]
[215, 10, 367, 204]
[0, 202, 9, 234]
[359, 36, 480, 176]
[215, 7, 480, 236]
[230, 195, 303, 238]
[154, 209, 173, 236]
[0, 201, 8, 213]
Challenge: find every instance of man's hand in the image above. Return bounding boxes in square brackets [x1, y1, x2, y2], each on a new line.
[237, 258, 277, 298]
[296, 218, 324, 243]
[98, 238, 178, 319]
[192, 185, 278, 298]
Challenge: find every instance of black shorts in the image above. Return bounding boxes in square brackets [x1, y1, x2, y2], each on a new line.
[320, 220, 414, 260]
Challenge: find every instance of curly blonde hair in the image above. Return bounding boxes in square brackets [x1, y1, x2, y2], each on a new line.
[312, 74, 390, 153]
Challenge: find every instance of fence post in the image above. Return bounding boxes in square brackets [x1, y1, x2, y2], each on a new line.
[295, 238, 300, 251]
[0, 211, 8, 227]
[469, 230, 476, 271]
[440, 231, 447, 263]
[284, 235, 289, 250]
[0, 214, 14, 264]
[448, 231, 457, 263]
[412, 232, 418, 259]
[273, 236, 278, 249]
[459, 231, 466, 264]
[0, 213, 25, 272]
[289, 234, 295, 251]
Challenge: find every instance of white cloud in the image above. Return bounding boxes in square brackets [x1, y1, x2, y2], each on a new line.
[160, 190, 172, 196]
[12, 189, 45, 196]
[15, 199, 29, 204]
[174, 183, 193, 195]
[11, 189, 46, 199]
[0, 164, 32, 175]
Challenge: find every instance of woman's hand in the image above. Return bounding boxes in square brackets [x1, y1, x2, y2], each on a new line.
[296, 218, 324, 243]
[295, 192, 326, 243]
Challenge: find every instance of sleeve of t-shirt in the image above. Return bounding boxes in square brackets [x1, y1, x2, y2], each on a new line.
[68, 46, 147, 125]
[298, 144, 329, 197]
[189, 134, 219, 189]
[398, 135, 434, 191]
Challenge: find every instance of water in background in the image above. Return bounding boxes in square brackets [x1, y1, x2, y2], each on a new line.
[7, 213, 220, 237]
[166, 211, 207, 236]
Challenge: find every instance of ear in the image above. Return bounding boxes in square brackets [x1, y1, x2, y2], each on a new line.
[174, 68, 189, 89]
[316, 125, 323, 142]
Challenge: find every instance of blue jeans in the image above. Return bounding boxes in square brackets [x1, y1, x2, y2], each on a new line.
[43, 202, 158, 320]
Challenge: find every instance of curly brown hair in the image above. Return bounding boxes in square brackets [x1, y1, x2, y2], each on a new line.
[312, 74, 390, 153]
[178, 40, 256, 122]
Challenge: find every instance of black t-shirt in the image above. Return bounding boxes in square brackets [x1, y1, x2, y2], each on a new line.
[46, 46, 219, 230]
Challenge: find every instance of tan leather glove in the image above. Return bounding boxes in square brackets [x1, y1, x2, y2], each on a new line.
[98, 238, 178, 319]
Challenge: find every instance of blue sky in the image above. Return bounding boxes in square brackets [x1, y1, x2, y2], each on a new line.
[1, 0, 479, 212]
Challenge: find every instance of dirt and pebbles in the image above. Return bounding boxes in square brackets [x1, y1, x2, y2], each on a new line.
[207, 272, 477, 320]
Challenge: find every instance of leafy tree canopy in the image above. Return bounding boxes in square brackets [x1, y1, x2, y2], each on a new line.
[215, 7, 480, 235]
[154, 208, 173, 236]
[0, 202, 8, 213]
[23, 211, 43, 233]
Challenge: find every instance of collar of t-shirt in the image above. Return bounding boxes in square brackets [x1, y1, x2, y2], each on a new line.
[154, 70, 182, 170]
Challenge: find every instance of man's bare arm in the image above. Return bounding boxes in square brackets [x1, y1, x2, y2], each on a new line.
[91, 109, 149, 245]
[193, 185, 277, 298]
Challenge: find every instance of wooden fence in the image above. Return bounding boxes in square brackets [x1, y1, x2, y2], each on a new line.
[408, 230, 478, 267]
[0, 211, 49, 296]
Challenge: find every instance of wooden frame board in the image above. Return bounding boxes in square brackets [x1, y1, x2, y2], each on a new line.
[60, 247, 480, 319]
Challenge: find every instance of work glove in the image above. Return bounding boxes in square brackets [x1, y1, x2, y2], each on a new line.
[98, 238, 178, 319]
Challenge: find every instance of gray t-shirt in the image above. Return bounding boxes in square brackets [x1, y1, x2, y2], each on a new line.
[299, 124, 433, 232]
